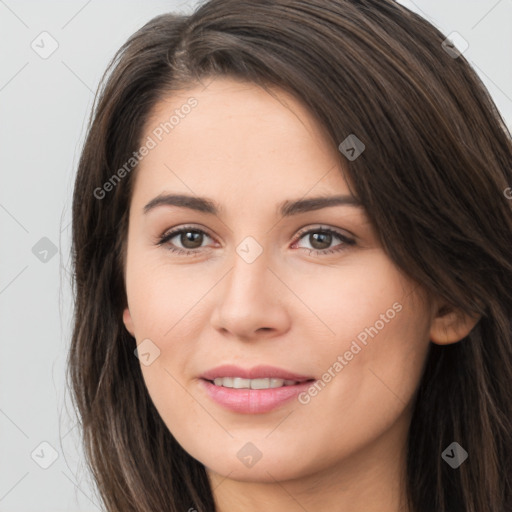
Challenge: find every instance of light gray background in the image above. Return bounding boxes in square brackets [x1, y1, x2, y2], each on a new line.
[1, 1, 511, 511]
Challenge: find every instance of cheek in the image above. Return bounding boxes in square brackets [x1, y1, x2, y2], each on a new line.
[125, 256, 214, 401]
[282, 252, 413, 346]
[289, 258, 430, 422]
[125, 251, 210, 339]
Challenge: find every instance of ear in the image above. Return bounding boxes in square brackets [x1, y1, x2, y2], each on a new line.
[429, 303, 481, 345]
[123, 307, 135, 337]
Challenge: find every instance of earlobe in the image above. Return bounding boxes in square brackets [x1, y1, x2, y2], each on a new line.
[429, 305, 481, 345]
[123, 307, 135, 337]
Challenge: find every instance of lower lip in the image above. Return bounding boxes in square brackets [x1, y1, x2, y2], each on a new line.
[200, 378, 315, 414]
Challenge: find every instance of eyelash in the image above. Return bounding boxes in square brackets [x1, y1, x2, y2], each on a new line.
[157, 224, 356, 258]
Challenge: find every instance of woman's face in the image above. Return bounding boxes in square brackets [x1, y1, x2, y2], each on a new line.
[122, 77, 434, 484]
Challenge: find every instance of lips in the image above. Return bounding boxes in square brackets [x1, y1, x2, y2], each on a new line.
[199, 365, 316, 414]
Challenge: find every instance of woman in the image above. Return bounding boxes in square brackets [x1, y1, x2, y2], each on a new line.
[68, 0, 512, 511]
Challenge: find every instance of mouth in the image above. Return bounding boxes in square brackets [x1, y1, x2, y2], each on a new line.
[199, 365, 316, 414]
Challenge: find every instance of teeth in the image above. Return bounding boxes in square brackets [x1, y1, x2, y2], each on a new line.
[212, 377, 299, 389]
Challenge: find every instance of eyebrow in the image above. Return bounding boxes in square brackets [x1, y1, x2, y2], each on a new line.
[143, 193, 363, 217]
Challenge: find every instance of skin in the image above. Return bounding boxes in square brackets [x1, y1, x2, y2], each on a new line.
[122, 77, 479, 512]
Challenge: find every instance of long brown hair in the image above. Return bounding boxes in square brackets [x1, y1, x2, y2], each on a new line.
[68, 1, 512, 510]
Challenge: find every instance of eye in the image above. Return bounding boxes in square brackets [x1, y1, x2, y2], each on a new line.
[157, 225, 214, 256]
[291, 226, 356, 256]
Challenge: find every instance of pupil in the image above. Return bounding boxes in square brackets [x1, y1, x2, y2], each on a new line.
[311, 232, 331, 250]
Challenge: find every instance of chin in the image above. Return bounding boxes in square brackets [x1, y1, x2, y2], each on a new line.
[191, 438, 325, 483]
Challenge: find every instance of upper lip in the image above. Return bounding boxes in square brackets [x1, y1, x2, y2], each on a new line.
[200, 365, 315, 382]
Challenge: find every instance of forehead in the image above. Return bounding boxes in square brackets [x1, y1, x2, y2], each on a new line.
[132, 77, 351, 207]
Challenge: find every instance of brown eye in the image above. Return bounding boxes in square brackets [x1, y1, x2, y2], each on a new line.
[158, 226, 213, 255]
[294, 227, 356, 256]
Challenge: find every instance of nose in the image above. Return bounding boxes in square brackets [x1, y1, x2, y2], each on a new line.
[210, 246, 291, 341]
